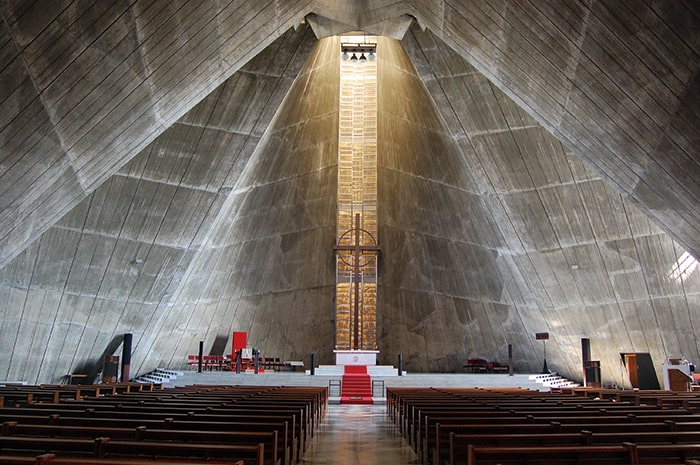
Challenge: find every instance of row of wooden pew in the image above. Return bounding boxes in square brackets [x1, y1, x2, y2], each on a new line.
[556, 387, 700, 410]
[386, 386, 700, 465]
[0, 382, 160, 408]
[0, 382, 327, 465]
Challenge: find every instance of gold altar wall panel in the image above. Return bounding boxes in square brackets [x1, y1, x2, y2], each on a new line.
[335, 37, 379, 351]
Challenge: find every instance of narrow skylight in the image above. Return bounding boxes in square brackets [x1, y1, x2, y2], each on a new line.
[668, 251, 698, 282]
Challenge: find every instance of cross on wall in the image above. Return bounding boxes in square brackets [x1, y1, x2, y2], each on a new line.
[334, 213, 381, 350]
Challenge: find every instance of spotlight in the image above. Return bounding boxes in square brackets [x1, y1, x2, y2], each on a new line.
[341, 42, 377, 63]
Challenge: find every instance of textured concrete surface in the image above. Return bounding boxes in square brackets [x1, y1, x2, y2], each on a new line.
[0, 1, 698, 388]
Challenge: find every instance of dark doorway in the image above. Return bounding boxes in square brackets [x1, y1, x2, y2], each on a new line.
[621, 353, 660, 390]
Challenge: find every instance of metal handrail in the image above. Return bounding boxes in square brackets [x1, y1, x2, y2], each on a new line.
[329, 379, 342, 397]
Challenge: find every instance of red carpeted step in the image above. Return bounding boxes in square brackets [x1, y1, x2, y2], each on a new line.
[343, 365, 368, 375]
[341, 365, 373, 404]
[340, 396, 373, 404]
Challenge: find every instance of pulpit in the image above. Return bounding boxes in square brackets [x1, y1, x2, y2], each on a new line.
[662, 361, 693, 391]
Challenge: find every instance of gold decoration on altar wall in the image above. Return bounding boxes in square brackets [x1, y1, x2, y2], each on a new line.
[335, 36, 379, 351]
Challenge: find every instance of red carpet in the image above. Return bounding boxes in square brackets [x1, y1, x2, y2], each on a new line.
[340, 365, 373, 404]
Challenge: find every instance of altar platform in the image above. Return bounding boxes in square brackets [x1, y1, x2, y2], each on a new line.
[139, 368, 577, 404]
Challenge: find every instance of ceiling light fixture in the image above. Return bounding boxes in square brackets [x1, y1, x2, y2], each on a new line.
[341, 43, 377, 63]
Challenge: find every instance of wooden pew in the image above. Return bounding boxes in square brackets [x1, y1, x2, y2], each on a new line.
[101, 439, 265, 464]
[2, 422, 282, 465]
[2, 421, 136, 439]
[0, 384, 161, 407]
[396, 394, 658, 449]
[632, 443, 700, 464]
[435, 418, 700, 463]
[448, 431, 700, 465]
[0, 414, 292, 465]
[420, 409, 697, 464]
[0, 456, 245, 465]
[414, 405, 688, 454]
[206, 406, 309, 456]
[0, 435, 108, 456]
[0, 435, 264, 465]
[0, 389, 80, 406]
[0, 453, 56, 464]
[388, 387, 700, 465]
[137, 429, 280, 465]
[18, 395, 312, 454]
[44, 458, 244, 465]
[0, 384, 324, 465]
[566, 388, 700, 410]
[0, 404, 300, 461]
[446, 431, 588, 465]
[466, 443, 635, 465]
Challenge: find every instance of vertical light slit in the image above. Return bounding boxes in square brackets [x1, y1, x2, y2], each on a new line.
[335, 37, 378, 351]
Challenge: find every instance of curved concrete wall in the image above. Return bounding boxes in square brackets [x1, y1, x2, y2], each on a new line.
[0, 2, 698, 386]
[376, 37, 530, 372]
[401, 25, 700, 384]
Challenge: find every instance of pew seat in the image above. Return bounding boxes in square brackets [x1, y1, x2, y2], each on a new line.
[0, 454, 244, 465]
[466, 443, 635, 465]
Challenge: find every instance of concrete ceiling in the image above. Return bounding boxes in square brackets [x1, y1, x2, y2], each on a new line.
[0, 1, 698, 385]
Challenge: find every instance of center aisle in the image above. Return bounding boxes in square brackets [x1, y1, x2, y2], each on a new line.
[301, 404, 417, 465]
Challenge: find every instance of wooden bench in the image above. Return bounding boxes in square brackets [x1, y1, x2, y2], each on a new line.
[445, 431, 588, 465]
[0, 384, 325, 465]
[0, 396, 300, 460]
[399, 396, 663, 445]
[22, 394, 313, 452]
[0, 453, 56, 464]
[7, 415, 290, 464]
[632, 443, 700, 464]
[434, 418, 700, 464]
[0, 389, 80, 406]
[466, 443, 636, 465]
[2, 422, 283, 465]
[421, 409, 698, 464]
[388, 387, 700, 465]
[143, 430, 280, 465]
[36, 457, 244, 465]
[0, 384, 162, 407]
[25, 453, 251, 465]
[0, 435, 264, 465]
[0, 435, 108, 456]
[101, 439, 265, 464]
[448, 431, 700, 465]
[415, 405, 690, 460]
[565, 388, 700, 410]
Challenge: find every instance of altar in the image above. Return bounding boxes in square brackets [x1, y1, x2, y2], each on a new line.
[334, 349, 379, 366]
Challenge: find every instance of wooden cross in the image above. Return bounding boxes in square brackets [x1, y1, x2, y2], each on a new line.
[334, 213, 381, 350]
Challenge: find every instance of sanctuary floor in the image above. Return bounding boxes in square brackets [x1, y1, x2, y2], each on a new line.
[300, 404, 417, 465]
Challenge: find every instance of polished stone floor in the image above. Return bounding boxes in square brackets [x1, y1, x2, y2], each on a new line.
[300, 404, 418, 465]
